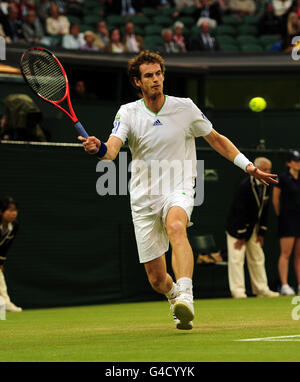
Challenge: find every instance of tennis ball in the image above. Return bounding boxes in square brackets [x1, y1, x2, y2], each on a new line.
[249, 97, 267, 112]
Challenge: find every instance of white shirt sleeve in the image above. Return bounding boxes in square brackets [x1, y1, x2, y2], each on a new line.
[110, 106, 130, 144]
[187, 98, 213, 138]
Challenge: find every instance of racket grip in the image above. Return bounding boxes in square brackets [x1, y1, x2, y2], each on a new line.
[75, 120, 98, 154]
[75, 121, 89, 138]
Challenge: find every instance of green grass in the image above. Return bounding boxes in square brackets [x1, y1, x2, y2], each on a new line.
[1, 297, 300, 362]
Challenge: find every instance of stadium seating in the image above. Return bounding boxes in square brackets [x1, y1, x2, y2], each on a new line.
[177, 16, 195, 28]
[189, 235, 217, 254]
[240, 44, 263, 52]
[142, 7, 159, 18]
[237, 24, 257, 35]
[144, 35, 162, 51]
[144, 25, 162, 36]
[219, 44, 239, 52]
[222, 15, 241, 26]
[128, 14, 151, 27]
[153, 15, 174, 27]
[215, 25, 236, 36]
[236, 35, 259, 46]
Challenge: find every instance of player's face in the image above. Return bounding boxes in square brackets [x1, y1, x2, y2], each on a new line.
[1, 204, 18, 224]
[136, 63, 164, 98]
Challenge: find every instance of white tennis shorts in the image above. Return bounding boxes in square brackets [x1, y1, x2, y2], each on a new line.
[131, 189, 195, 263]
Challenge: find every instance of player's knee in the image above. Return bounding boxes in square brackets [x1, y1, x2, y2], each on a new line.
[166, 220, 186, 240]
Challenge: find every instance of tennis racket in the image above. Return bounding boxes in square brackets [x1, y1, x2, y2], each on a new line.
[20, 47, 89, 139]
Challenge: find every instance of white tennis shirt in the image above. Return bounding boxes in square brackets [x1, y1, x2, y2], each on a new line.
[110, 95, 213, 212]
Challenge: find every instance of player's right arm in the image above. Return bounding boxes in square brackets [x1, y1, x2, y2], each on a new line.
[78, 135, 123, 161]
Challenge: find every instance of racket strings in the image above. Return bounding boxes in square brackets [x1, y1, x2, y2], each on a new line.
[21, 50, 66, 102]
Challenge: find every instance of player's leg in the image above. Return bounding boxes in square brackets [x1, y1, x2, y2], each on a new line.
[165, 206, 194, 280]
[246, 228, 279, 297]
[165, 206, 194, 329]
[144, 254, 174, 295]
[226, 232, 247, 298]
[293, 238, 300, 295]
[278, 237, 296, 295]
[144, 255, 182, 328]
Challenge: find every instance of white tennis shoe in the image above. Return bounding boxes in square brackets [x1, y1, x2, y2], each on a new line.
[169, 293, 194, 330]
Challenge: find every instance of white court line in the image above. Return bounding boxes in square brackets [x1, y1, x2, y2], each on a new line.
[236, 335, 300, 342]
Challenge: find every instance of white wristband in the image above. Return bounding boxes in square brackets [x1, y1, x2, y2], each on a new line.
[234, 153, 252, 173]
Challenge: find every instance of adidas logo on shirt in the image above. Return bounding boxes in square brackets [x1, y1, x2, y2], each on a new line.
[153, 119, 163, 126]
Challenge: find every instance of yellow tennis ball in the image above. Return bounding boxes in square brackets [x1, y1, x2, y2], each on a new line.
[249, 97, 267, 112]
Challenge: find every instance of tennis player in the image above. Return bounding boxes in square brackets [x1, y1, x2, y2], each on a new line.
[78, 51, 277, 330]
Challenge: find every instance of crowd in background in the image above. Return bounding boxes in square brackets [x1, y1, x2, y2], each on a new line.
[0, 0, 299, 53]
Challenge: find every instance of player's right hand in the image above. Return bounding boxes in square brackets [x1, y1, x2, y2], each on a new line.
[78, 136, 100, 154]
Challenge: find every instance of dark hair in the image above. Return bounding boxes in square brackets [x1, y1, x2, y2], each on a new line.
[0, 196, 18, 213]
[128, 50, 166, 89]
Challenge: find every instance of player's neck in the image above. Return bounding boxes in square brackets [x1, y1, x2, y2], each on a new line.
[143, 93, 165, 114]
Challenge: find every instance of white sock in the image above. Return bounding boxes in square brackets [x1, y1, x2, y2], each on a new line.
[177, 277, 193, 296]
[165, 282, 179, 300]
[282, 284, 289, 288]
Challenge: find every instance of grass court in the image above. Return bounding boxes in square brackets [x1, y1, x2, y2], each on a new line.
[1, 296, 300, 362]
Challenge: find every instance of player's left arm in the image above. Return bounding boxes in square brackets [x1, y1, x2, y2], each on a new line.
[203, 128, 278, 186]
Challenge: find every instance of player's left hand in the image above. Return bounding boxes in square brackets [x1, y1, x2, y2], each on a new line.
[246, 164, 278, 186]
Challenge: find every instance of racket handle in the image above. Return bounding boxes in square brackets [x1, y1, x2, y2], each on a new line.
[75, 121, 89, 138]
[75, 120, 98, 154]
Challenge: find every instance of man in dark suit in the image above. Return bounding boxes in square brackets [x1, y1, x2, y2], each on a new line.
[1, 4, 24, 42]
[190, 21, 219, 52]
[226, 157, 279, 298]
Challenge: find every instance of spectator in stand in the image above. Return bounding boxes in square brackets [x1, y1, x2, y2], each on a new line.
[173, 21, 187, 52]
[286, 11, 300, 36]
[36, 0, 51, 27]
[2, 4, 24, 42]
[80, 30, 100, 52]
[173, 0, 197, 17]
[46, 3, 70, 36]
[194, 0, 222, 25]
[22, 10, 44, 43]
[72, 80, 97, 100]
[273, 0, 293, 17]
[190, 20, 219, 51]
[102, 0, 139, 16]
[15, 0, 35, 21]
[122, 22, 144, 53]
[291, 0, 300, 16]
[158, 28, 183, 53]
[62, 22, 83, 49]
[94, 20, 110, 51]
[228, 0, 256, 17]
[258, 2, 282, 36]
[105, 28, 127, 53]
